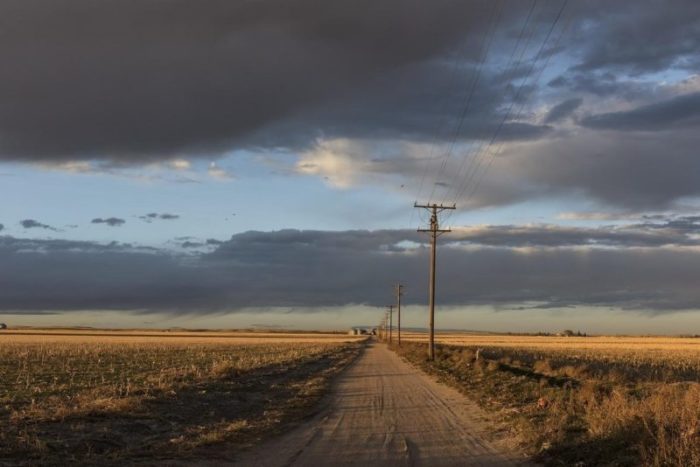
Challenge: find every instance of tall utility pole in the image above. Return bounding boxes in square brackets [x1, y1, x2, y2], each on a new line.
[414, 202, 455, 360]
[395, 284, 404, 346]
[386, 305, 395, 344]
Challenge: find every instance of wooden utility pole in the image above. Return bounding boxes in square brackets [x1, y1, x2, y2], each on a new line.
[386, 305, 395, 344]
[414, 202, 455, 360]
[395, 284, 404, 346]
[385, 310, 390, 342]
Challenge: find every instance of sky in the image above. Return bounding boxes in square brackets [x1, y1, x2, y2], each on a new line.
[2, 0, 700, 334]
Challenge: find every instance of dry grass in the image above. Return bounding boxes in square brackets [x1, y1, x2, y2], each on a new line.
[393, 333, 700, 467]
[2, 329, 362, 344]
[0, 330, 363, 465]
[402, 332, 700, 383]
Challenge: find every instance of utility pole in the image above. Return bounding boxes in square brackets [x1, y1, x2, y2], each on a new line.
[395, 284, 403, 346]
[414, 202, 455, 360]
[386, 305, 395, 344]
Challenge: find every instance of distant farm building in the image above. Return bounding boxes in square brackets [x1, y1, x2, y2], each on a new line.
[348, 327, 371, 336]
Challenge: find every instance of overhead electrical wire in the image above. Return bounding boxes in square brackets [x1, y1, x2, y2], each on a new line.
[441, 0, 570, 227]
[425, 0, 506, 205]
[409, 0, 503, 229]
[454, 0, 570, 213]
[440, 0, 541, 208]
[408, 5, 496, 229]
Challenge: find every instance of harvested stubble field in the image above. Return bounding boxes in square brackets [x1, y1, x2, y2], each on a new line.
[394, 332, 700, 466]
[0, 330, 364, 466]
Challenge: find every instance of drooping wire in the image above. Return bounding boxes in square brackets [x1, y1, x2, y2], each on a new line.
[408, 4, 498, 229]
[440, 0, 540, 208]
[425, 0, 506, 205]
[456, 0, 570, 212]
[442, 0, 569, 229]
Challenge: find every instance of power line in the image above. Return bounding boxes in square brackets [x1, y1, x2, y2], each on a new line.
[409, 6, 495, 229]
[443, 0, 542, 209]
[442, 0, 540, 207]
[426, 0, 505, 205]
[458, 0, 570, 209]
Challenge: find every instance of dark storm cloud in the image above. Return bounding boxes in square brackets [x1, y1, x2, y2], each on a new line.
[570, 1, 700, 74]
[543, 97, 582, 123]
[580, 92, 700, 131]
[493, 127, 700, 210]
[449, 222, 698, 248]
[4, 225, 700, 314]
[0, 224, 3, 232]
[1, 0, 699, 213]
[91, 217, 125, 227]
[19, 219, 58, 231]
[547, 72, 651, 99]
[0, 0, 510, 161]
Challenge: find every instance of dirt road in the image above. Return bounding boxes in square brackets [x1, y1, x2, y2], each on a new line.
[236, 341, 529, 466]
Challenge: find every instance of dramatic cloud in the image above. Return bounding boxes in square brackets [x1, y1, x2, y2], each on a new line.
[19, 219, 58, 231]
[1, 0, 700, 214]
[91, 217, 126, 227]
[580, 92, 700, 131]
[0, 0, 510, 161]
[571, 3, 700, 74]
[4, 224, 700, 314]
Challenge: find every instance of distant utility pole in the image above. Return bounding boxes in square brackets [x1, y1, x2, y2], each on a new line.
[395, 284, 404, 346]
[386, 305, 395, 344]
[414, 202, 456, 360]
[385, 311, 390, 342]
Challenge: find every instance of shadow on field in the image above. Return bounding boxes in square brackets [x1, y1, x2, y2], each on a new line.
[494, 362, 580, 388]
[537, 425, 642, 466]
[5, 345, 362, 466]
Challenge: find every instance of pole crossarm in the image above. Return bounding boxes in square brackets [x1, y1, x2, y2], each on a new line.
[417, 228, 451, 233]
[413, 202, 456, 211]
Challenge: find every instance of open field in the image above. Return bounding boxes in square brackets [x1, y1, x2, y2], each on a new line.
[401, 332, 700, 383]
[0, 330, 364, 465]
[394, 333, 700, 466]
[1, 329, 360, 345]
[402, 332, 700, 351]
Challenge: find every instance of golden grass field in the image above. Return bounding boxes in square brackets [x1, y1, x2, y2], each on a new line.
[403, 332, 700, 351]
[2, 329, 361, 344]
[0, 329, 364, 465]
[393, 332, 700, 466]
